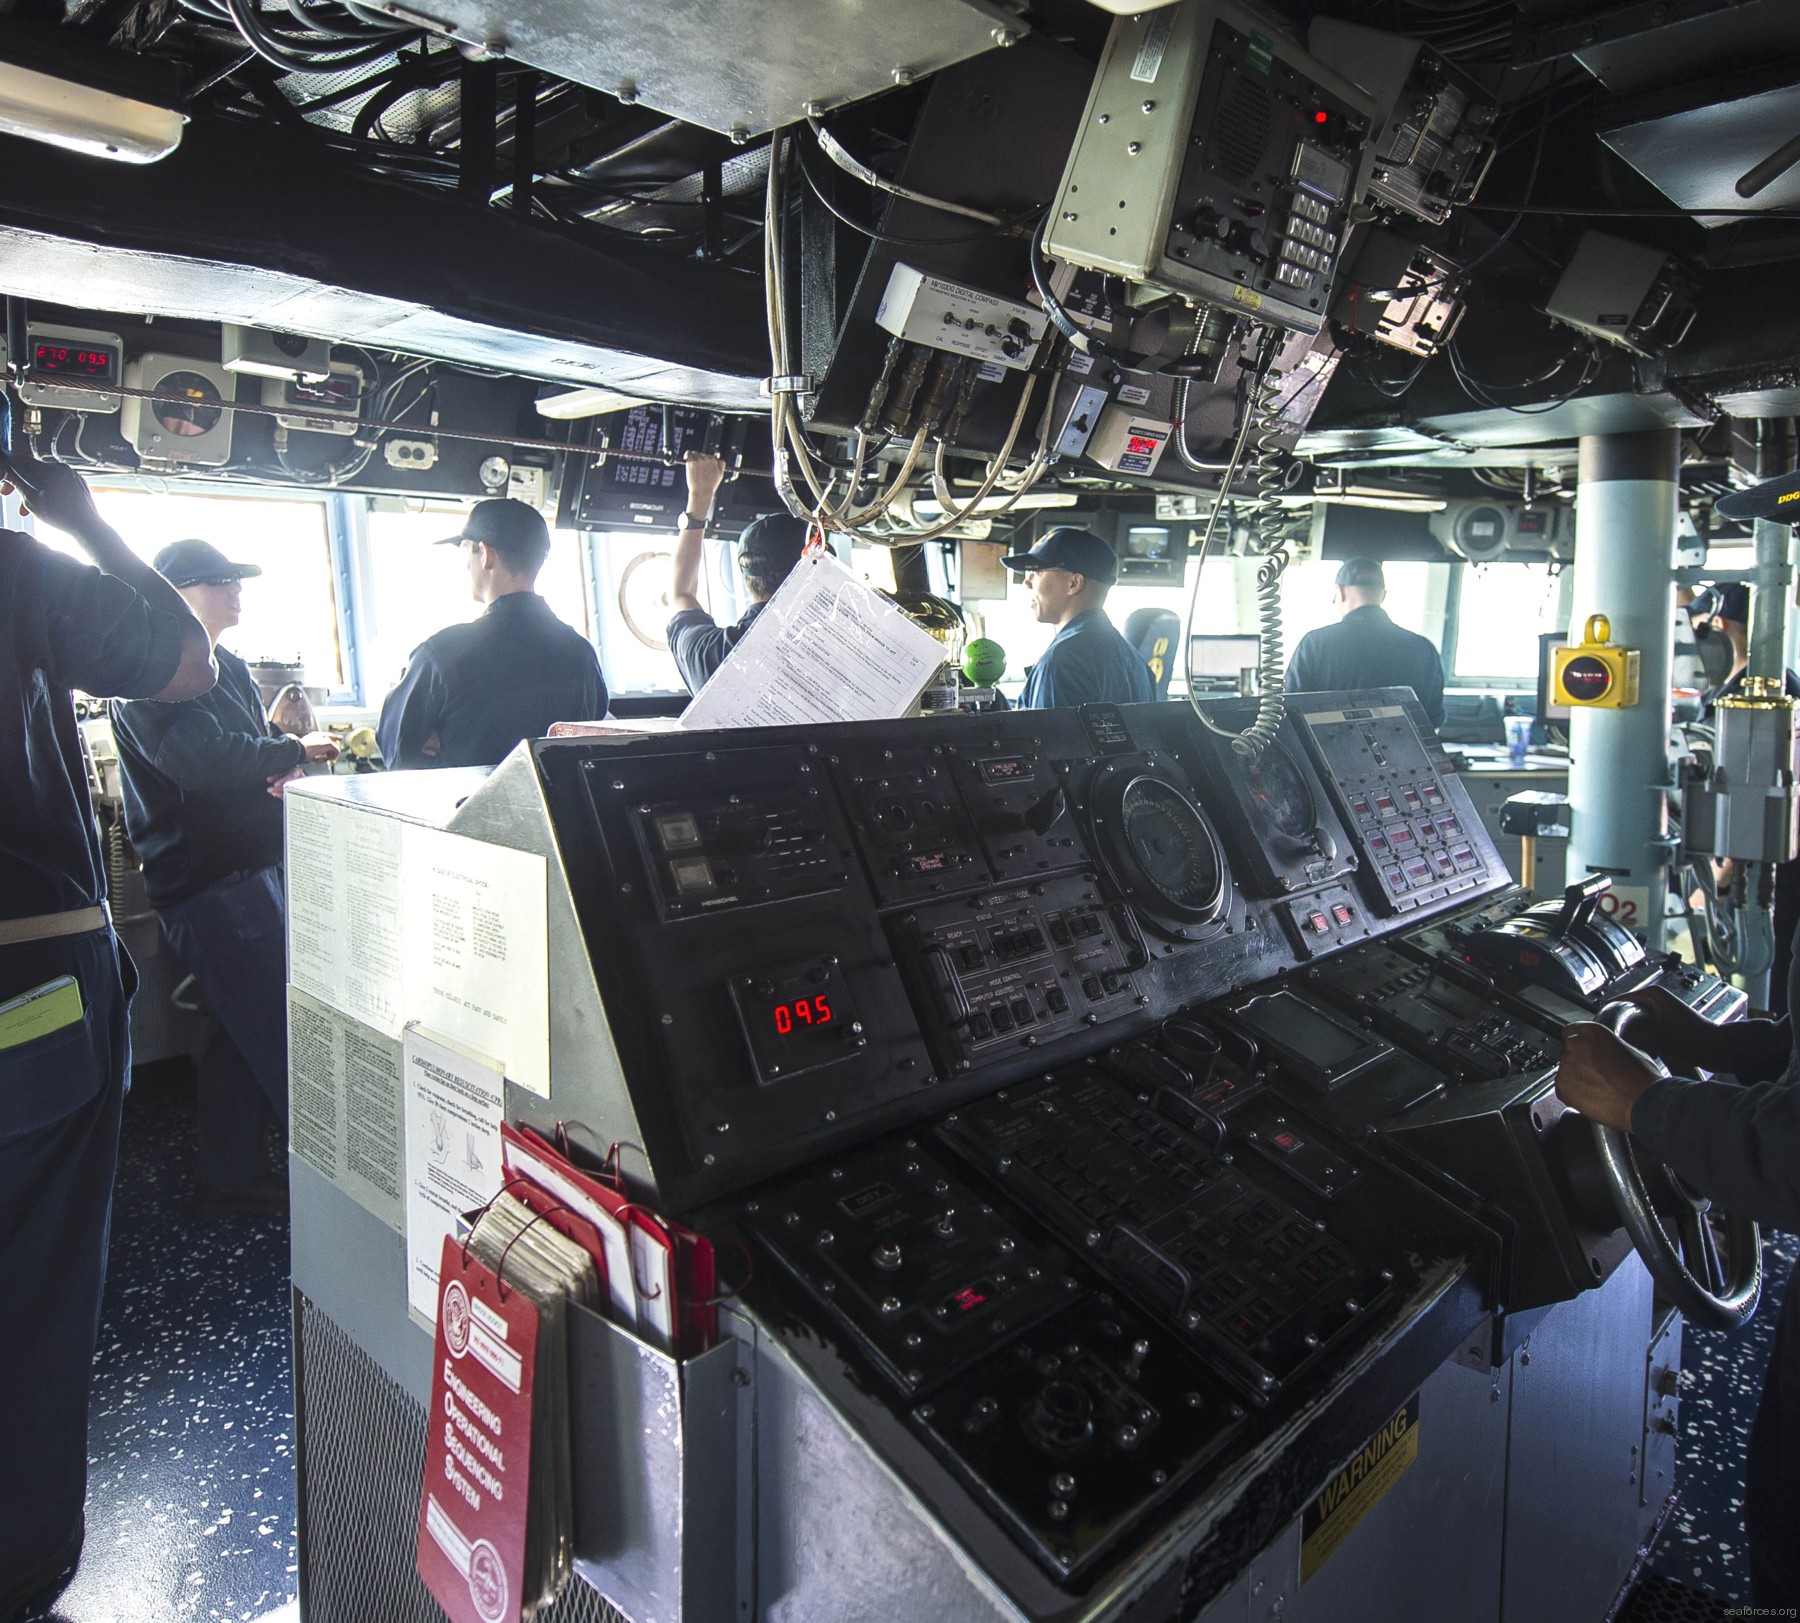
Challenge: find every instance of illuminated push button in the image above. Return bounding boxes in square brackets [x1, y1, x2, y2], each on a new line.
[653, 810, 703, 851]
[1046, 985, 1070, 1015]
[1011, 998, 1034, 1025]
[1307, 912, 1330, 934]
[1082, 975, 1104, 1002]
[1100, 969, 1127, 995]
[1332, 904, 1354, 926]
[1269, 1129, 1305, 1154]
[968, 1011, 994, 1041]
[990, 1004, 1014, 1035]
[668, 854, 716, 895]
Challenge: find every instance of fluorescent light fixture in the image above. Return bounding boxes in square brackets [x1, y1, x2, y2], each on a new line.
[0, 58, 184, 163]
[534, 385, 651, 420]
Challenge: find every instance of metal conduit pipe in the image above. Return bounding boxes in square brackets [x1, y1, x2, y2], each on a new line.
[1567, 429, 1681, 945]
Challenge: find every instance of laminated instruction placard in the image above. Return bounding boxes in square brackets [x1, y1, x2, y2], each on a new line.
[678, 548, 947, 730]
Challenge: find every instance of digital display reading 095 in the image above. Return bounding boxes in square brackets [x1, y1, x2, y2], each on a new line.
[732, 959, 860, 1084]
[34, 343, 117, 379]
[772, 995, 833, 1035]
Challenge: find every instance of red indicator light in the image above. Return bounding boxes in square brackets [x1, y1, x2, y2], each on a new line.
[952, 1286, 988, 1314]
[1313, 110, 1328, 124]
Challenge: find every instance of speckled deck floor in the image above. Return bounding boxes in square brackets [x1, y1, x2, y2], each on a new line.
[1645, 1228, 1799, 1606]
[18, 1066, 1793, 1622]
[26, 1064, 296, 1623]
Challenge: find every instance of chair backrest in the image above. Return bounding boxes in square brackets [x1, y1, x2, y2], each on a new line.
[1124, 607, 1182, 699]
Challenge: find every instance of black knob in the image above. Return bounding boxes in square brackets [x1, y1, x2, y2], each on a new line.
[1027, 1379, 1094, 1453]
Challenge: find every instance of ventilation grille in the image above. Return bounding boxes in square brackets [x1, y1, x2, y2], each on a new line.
[296, 1293, 627, 1623]
[1212, 74, 1272, 184]
[1616, 1574, 1734, 1623]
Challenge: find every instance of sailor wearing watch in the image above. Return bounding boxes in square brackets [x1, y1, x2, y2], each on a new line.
[666, 452, 809, 695]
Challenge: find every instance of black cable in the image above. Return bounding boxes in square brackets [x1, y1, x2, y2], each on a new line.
[1446, 334, 1602, 415]
[1027, 214, 1147, 370]
[221, 0, 419, 74]
[796, 135, 1037, 247]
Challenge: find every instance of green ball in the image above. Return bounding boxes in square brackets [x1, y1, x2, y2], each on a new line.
[963, 637, 1006, 685]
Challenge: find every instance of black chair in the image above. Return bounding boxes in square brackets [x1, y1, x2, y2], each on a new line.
[1124, 607, 1182, 700]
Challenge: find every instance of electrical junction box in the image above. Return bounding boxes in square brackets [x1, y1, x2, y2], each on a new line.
[1545, 231, 1698, 357]
[16, 323, 124, 413]
[121, 355, 238, 467]
[1087, 402, 1172, 477]
[1552, 614, 1641, 709]
[1331, 230, 1464, 356]
[221, 324, 332, 382]
[1307, 18, 1496, 227]
[874, 265, 1046, 370]
[274, 362, 364, 436]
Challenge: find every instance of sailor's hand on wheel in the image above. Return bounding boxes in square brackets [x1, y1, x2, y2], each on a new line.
[1557, 1021, 1663, 1132]
[1618, 984, 1723, 1073]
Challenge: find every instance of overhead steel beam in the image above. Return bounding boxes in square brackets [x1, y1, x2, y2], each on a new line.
[0, 117, 766, 407]
[1512, 0, 1765, 65]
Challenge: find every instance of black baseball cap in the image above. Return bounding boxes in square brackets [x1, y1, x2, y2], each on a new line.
[1336, 556, 1385, 591]
[1715, 470, 1800, 525]
[1000, 527, 1120, 584]
[737, 513, 810, 569]
[154, 539, 262, 586]
[437, 498, 549, 556]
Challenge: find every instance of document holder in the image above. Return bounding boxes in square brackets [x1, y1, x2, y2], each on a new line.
[567, 1300, 750, 1623]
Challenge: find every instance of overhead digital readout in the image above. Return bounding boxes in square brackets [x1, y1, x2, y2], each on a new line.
[34, 342, 118, 379]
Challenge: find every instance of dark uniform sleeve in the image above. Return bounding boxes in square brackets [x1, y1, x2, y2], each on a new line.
[377, 644, 450, 769]
[24, 536, 187, 700]
[111, 696, 305, 790]
[1284, 630, 1321, 697]
[668, 608, 732, 696]
[1723, 1016, 1793, 1084]
[1412, 638, 1446, 728]
[1632, 1074, 1800, 1229]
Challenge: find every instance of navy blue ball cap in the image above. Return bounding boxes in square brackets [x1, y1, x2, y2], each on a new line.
[153, 538, 261, 586]
[437, 498, 549, 554]
[737, 513, 810, 568]
[1715, 470, 1800, 525]
[1000, 526, 1120, 584]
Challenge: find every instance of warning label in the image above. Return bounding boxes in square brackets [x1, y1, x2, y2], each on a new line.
[1300, 1392, 1420, 1581]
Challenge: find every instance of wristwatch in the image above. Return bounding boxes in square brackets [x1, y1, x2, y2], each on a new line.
[677, 511, 709, 532]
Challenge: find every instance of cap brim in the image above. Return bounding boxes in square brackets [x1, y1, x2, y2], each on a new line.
[1716, 470, 1800, 524]
[435, 533, 470, 546]
[1000, 552, 1040, 572]
[229, 563, 263, 579]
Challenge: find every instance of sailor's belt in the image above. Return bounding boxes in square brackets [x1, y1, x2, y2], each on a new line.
[0, 906, 109, 947]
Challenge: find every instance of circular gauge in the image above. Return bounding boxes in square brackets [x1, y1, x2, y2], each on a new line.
[1243, 743, 1317, 843]
[1087, 766, 1229, 935]
[152, 372, 223, 438]
[617, 550, 673, 649]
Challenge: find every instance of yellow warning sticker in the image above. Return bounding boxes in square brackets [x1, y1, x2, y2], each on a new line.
[1231, 285, 1264, 310]
[1300, 1392, 1420, 1581]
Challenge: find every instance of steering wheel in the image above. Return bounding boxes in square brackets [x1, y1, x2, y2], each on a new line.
[1579, 1001, 1762, 1331]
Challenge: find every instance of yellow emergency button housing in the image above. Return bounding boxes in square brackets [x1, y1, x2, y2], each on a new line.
[1552, 614, 1641, 709]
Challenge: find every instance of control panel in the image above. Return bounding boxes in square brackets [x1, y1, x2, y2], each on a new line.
[941, 1064, 1407, 1405]
[1043, 0, 1377, 334]
[899, 873, 1146, 1075]
[1288, 692, 1499, 915]
[1305, 943, 1557, 1084]
[523, 692, 1754, 1599]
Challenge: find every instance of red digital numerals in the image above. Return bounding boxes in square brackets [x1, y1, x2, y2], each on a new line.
[772, 996, 832, 1035]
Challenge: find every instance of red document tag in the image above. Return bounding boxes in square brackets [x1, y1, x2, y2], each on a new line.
[416, 1235, 538, 1623]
